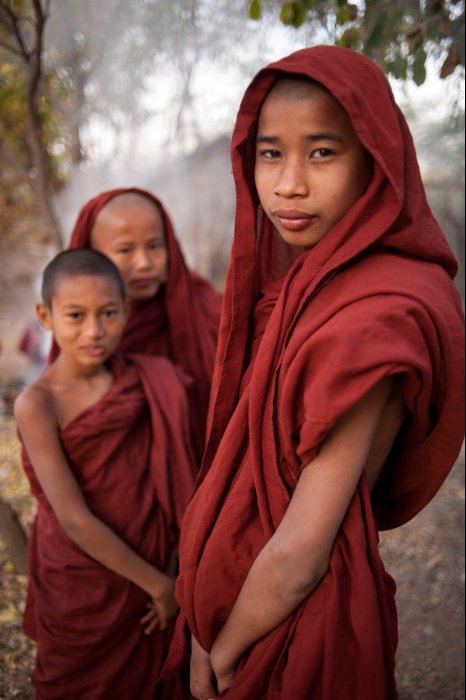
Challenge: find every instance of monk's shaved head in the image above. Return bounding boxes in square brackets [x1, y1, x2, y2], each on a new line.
[266, 76, 329, 102]
[41, 248, 125, 309]
[96, 192, 161, 218]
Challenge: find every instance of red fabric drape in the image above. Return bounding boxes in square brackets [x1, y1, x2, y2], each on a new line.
[51, 188, 221, 462]
[20, 354, 195, 699]
[172, 47, 465, 699]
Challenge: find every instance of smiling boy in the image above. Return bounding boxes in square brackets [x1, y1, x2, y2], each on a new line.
[15, 249, 195, 699]
[171, 47, 465, 700]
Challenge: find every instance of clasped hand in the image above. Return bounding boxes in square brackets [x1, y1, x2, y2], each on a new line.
[190, 634, 237, 699]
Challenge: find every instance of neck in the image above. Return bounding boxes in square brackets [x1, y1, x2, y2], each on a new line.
[52, 354, 110, 384]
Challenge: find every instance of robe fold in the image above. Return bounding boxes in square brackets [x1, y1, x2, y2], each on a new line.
[20, 354, 195, 700]
[170, 46, 465, 699]
[51, 188, 222, 462]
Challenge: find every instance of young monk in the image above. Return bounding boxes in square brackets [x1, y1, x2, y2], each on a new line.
[15, 249, 195, 700]
[51, 188, 221, 461]
[168, 47, 465, 699]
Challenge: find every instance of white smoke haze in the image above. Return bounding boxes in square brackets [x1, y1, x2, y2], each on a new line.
[46, 1, 463, 291]
[48, 4, 313, 285]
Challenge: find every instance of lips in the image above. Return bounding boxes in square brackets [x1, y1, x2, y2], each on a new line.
[272, 208, 317, 232]
[80, 345, 107, 357]
[130, 277, 159, 288]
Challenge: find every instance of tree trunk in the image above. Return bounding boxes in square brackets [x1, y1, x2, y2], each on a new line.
[0, 498, 28, 575]
[26, 0, 63, 251]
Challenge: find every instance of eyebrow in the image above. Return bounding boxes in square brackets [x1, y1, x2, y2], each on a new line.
[61, 301, 119, 310]
[115, 234, 164, 244]
[256, 132, 343, 144]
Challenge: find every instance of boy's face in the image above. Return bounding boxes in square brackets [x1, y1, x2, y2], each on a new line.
[90, 197, 168, 305]
[38, 274, 126, 368]
[254, 79, 373, 249]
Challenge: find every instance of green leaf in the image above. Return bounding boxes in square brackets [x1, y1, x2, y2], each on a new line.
[388, 54, 409, 80]
[249, 0, 261, 21]
[292, 2, 306, 27]
[412, 53, 427, 85]
[280, 3, 294, 25]
[340, 27, 360, 49]
[336, 8, 349, 26]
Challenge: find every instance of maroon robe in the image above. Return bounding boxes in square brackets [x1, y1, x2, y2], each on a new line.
[170, 47, 465, 699]
[51, 188, 221, 462]
[20, 354, 195, 699]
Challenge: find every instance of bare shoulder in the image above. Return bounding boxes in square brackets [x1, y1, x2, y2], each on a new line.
[14, 376, 57, 430]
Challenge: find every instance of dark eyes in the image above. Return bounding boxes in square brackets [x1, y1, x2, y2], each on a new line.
[257, 147, 335, 160]
[258, 148, 281, 159]
[66, 310, 118, 320]
[116, 242, 164, 253]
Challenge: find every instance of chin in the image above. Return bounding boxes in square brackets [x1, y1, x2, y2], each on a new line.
[129, 287, 161, 304]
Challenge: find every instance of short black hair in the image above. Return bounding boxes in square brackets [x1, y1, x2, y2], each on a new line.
[41, 248, 125, 309]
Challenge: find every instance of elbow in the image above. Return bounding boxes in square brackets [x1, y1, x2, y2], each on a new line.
[60, 510, 93, 545]
[264, 542, 328, 600]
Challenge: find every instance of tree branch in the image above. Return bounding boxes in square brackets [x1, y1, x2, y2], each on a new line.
[0, 2, 32, 61]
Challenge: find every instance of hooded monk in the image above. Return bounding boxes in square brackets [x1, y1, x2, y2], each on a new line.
[51, 187, 222, 462]
[171, 47, 465, 699]
[15, 249, 196, 699]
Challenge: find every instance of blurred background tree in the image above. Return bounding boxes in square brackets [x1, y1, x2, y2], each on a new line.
[1, 0, 464, 249]
[248, 0, 464, 83]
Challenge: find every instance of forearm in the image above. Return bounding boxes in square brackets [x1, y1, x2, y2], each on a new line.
[65, 512, 169, 597]
[212, 542, 324, 671]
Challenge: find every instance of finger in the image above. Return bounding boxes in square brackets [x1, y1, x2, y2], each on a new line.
[216, 672, 235, 694]
[144, 618, 160, 634]
[140, 610, 156, 624]
[190, 661, 217, 700]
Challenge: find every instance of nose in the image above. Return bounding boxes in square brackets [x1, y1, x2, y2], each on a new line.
[133, 247, 153, 271]
[84, 315, 104, 339]
[274, 158, 309, 198]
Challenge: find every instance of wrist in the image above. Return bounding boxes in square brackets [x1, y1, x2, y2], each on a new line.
[211, 631, 239, 677]
[146, 568, 173, 599]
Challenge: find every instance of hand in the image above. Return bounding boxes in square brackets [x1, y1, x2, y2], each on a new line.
[140, 600, 163, 634]
[210, 637, 238, 695]
[141, 574, 178, 632]
[190, 635, 218, 700]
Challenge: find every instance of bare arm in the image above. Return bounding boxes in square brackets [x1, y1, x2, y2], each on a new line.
[14, 387, 177, 629]
[209, 377, 398, 694]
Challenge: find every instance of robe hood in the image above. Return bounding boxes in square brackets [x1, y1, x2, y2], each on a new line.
[54, 187, 221, 461]
[204, 46, 464, 529]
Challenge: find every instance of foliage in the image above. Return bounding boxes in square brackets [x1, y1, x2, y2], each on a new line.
[248, 0, 465, 84]
[0, 0, 65, 246]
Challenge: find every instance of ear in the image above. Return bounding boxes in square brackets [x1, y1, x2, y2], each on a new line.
[36, 303, 53, 331]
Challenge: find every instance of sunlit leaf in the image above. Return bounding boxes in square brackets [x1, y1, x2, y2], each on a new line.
[336, 8, 349, 26]
[249, 0, 261, 21]
[340, 27, 360, 49]
[412, 48, 427, 85]
[291, 2, 306, 27]
[280, 2, 294, 25]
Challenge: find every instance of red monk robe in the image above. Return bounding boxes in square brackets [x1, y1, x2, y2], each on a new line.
[20, 354, 195, 700]
[51, 188, 221, 461]
[170, 47, 465, 699]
